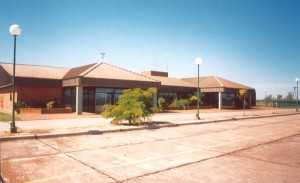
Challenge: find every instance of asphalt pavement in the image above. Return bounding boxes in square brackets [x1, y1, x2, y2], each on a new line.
[1, 114, 300, 182]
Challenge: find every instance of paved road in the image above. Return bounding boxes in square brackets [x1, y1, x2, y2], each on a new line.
[1, 115, 300, 182]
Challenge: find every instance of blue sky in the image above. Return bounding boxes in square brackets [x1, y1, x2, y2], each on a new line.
[1, 0, 299, 99]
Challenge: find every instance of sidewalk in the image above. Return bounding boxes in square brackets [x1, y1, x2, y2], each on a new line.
[1, 108, 299, 140]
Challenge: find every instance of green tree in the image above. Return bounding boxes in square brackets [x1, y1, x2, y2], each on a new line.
[239, 89, 248, 116]
[265, 94, 273, 105]
[276, 94, 283, 101]
[101, 88, 157, 125]
[285, 92, 293, 101]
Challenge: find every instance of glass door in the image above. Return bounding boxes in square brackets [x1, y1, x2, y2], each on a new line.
[95, 93, 111, 113]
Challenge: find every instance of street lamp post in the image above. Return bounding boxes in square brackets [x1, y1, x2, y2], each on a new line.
[9, 24, 21, 133]
[296, 78, 299, 112]
[294, 86, 297, 100]
[195, 57, 202, 120]
[264, 90, 267, 107]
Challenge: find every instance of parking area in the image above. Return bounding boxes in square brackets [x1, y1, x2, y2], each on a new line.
[1, 114, 300, 182]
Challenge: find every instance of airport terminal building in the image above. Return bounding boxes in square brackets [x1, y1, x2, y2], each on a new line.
[0, 62, 256, 114]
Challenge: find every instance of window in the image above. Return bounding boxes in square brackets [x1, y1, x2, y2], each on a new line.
[96, 88, 114, 93]
[114, 94, 122, 104]
[64, 88, 76, 110]
[115, 89, 124, 94]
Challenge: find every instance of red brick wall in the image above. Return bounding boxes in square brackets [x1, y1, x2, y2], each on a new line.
[17, 86, 63, 108]
[0, 66, 11, 86]
[0, 86, 12, 112]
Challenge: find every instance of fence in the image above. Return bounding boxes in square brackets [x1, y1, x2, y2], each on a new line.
[272, 101, 300, 109]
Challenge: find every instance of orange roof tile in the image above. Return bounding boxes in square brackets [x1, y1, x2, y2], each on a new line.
[148, 76, 195, 88]
[182, 76, 253, 90]
[80, 62, 159, 82]
[63, 63, 96, 79]
[0, 62, 253, 91]
[0, 62, 69, 80]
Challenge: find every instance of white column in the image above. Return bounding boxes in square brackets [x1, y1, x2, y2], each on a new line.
[76, 86, 83, 115]
[218, 92, 222, 110]
[153, 92, 158, 107]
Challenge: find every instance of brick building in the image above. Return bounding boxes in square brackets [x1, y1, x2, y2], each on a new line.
[0, 62, 256, 114]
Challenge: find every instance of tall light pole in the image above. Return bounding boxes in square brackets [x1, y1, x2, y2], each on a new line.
[195, 57, 202, 120]
[294, 86, 297, 100]
[264, 90, 267, 107]
[9, 24, 21, 133]
[296, 78, 299, 112]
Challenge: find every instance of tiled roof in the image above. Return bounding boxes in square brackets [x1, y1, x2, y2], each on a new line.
[0, 62, 254, 91]
[79, 62, 159, 83]
[0, 62, 69, 80]
[148, 76, 195, 88]
[182, 76, 253, 90]
[63, 63, 96, 79]
[0, 62, 159, 83]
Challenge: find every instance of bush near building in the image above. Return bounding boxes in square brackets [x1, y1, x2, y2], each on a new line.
[102, 88, 157, 125]
[156, 97, 166, 112]
[169, 98, 189, 110]
[189, 95, 198, 106]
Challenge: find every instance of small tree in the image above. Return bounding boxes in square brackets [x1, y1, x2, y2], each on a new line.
[265, 94, 273, 106]
[157, 97, 166, 112]
[276, 94, 283, 101]
[189, 95, 198, 106]
[285, 92, 293, 101]
[102, 88, 157, 125]
[239, 89, 248, 116]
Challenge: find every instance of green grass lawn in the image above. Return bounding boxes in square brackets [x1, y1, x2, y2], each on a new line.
[0, 112, 21, 121]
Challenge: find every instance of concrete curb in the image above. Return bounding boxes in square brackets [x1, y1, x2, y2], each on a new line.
[1, 112, 299, 141]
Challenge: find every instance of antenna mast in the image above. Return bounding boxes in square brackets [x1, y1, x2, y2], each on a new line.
[101, 52, 105, 60]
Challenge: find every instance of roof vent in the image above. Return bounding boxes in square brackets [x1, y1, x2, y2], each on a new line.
[141, 71, 168, 77]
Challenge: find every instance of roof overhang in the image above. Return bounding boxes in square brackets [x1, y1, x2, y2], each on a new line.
[62, 77, 161, 89]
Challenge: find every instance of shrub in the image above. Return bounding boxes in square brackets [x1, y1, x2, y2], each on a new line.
[102, 88, 157, 125]
[189, 95, 198, 106]
[169, 98, 189, 110]
[46, 100, 55, 109]
[14, 101, 29, 108]
[157, 97, 166, 112]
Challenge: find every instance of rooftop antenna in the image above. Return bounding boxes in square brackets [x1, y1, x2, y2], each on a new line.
[101, 52, 105, 60]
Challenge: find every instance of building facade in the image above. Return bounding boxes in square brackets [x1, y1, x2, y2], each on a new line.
[0, 62, 256, 114]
